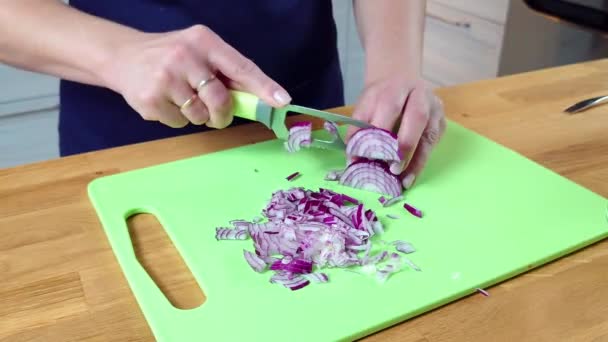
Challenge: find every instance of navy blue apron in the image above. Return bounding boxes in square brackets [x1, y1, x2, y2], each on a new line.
[59, 0, 344, 156]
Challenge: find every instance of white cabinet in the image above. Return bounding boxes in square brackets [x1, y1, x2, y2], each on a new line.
[0, 65, 60, 168]
[422, 0, 510, 87]
[0, 108, 60, 168]
[0, 65, 59, 117]
[332, 0, 511, 99]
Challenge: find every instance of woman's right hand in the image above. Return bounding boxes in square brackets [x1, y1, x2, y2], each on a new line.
[103, 25, 292, 129]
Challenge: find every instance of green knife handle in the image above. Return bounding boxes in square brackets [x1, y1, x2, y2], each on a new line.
[230, 90, 259, 121]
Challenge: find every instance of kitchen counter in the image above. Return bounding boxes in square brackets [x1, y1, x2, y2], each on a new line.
[1, 59, 608, 341]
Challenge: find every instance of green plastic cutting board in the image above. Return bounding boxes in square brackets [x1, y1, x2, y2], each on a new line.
[88, 121, 608, 342]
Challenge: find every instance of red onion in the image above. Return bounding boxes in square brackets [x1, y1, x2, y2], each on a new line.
[346, 127, 402, 165]
[375, 253, 403, 283]
[304, 272, 329, 283]
[393, 240, 415, 254]
[338, 159, 402, 197]
[477, 288, 490, 297]
[216, 187, 391, 290]
[382, 195, 403, 207]
[286, 172, 301, 181]
[324, 170, 343, 181]
[284, 121, 312, 153]
[215, 227, 249, 240]
[323, 121, 339, 137]
[270, 272, 311, 291]
[244, 250, 267, 272]
[216, 186, 420, 290]
[324, 127, 407, 196]
[402, 256, 421, 272]
[283, 122, 406, 198]
[404, 203, 423, 218]
[270, 258, 313, 274]
[323, 121, 346, 147]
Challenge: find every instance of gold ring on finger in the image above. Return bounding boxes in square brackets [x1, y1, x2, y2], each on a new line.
[196, 74, 217, 93]
[180, 94, 198, 112]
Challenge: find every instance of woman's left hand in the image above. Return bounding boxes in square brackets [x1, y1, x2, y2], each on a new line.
[347, 76, 446, 189]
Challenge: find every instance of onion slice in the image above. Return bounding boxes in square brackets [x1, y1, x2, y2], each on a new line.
[244, 250, 267, 272]
[402, 256, 421, 272]
[339, 159, 402, 197]
[383, 195, 403, 208]
[375, 252, 403, 283]
[393, 240, 416, 254]
[346, 127, 402, 164]
[323, 121, 341, 141]
[270, 258, 313, 274]
[477, 288, 490, 297]
[215, 227, 249, 240]
[324, 170, 343, 181]
[284, 122, 312, 153]
[404, 203, 423, 218]
[304, 272, 329, 283]
[286, 172, 301, 181]
[270, 272, 311, 291]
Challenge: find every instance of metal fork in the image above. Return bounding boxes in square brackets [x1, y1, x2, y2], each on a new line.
[230, 90, 372, 150]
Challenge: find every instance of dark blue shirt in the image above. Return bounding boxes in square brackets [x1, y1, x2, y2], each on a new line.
[59, 0, 343, 156]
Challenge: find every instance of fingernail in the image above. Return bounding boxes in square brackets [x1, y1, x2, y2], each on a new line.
[273, 89, 292, 106]
[402, 173, 416, 189]
[390, 160, 406, 174]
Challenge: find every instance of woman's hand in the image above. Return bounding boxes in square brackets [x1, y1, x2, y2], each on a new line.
[347, 76, 446, 188]
[103, 25, 292, 129]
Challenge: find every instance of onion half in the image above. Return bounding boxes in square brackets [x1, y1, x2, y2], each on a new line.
[338, 159, 402, 197]
[346, 127, 402, 164]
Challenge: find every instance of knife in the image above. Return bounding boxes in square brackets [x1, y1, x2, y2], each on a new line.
[230, 90, 372, 150]
[564, 95, 608, 114]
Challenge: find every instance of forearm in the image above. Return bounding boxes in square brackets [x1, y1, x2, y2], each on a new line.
[353, 0, 426, 81]
[0, 0, 142, 87]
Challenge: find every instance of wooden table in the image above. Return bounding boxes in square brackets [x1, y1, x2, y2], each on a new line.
[2, 59, 608, 342]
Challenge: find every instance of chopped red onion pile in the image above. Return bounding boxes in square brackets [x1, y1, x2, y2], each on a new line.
[215, 187, 420, 290]
[284, 122, 312, 153]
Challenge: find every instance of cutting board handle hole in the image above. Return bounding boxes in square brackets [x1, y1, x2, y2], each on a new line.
[127, 212, 206, 310]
